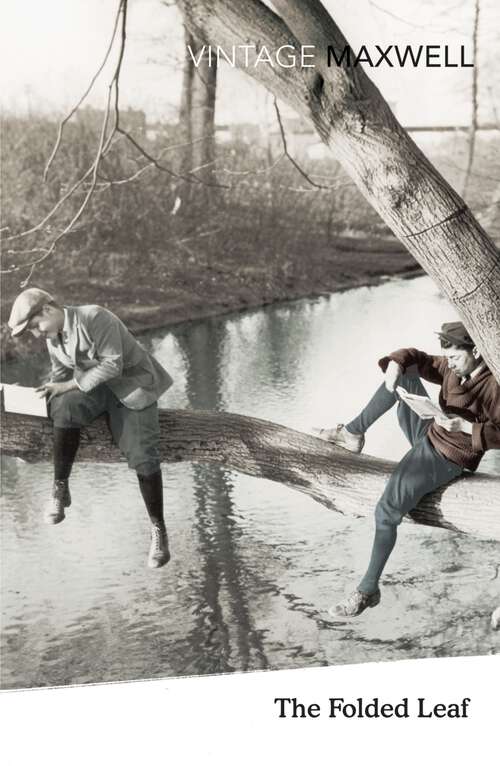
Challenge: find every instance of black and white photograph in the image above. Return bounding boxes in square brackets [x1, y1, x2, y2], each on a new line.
[1, 0, 499, 750]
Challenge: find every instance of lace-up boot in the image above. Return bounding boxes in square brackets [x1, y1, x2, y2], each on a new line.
[148, 524, 170, 568]
[44, 480, 71, 524]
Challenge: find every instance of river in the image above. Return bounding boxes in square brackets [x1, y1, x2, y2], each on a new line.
[1, 276, 499, 689]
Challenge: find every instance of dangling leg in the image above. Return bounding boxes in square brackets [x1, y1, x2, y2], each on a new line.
[335, 435, 462, 616]
[137, 468, 170, 568]
[45, 427, 80, 523]
[110, 398, 170, 569]
[47, 388, 107, 524]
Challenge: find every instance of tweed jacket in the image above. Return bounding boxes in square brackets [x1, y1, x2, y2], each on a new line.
[47, 305, 173, 410]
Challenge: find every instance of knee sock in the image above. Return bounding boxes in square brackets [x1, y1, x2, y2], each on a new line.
[53, 427, 81, 481]
[137, 470, 166, 530]
[358, 523, 398, 594]
[346, 383, 398, 435]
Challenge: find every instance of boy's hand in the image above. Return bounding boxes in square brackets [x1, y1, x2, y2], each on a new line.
[434, 414, 473, 434]
[384, 360, 403, 392]
[36, 380, 78, 402]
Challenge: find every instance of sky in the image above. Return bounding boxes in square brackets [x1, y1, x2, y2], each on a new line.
[1, 0, 499, 127]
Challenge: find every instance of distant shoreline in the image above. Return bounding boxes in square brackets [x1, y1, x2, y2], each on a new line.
[1, 236, 422, 363]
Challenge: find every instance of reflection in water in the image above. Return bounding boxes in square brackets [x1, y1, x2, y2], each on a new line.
[177, 321, 268, 673]
[1, 277, 499, 688]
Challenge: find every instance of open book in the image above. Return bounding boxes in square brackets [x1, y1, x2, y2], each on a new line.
[396, 386, 448, 420]
[1, 384, 49, 418]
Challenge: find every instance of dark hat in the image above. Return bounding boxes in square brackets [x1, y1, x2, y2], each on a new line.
[8, 288, 55, 337]
[436, 321, 474, 348]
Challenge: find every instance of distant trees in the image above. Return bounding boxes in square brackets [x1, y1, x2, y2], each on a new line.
[178, 29, 218, 184]
[1, 112, 384, 286]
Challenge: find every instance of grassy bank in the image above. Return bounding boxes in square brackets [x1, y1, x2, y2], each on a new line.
[1, 234, 420, 361]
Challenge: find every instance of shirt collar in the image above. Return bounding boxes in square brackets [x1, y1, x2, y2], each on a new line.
[470, 361, 486, 380]
[460, 361, 486, 385]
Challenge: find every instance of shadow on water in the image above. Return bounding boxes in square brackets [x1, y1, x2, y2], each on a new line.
[176, 320, 269, 674]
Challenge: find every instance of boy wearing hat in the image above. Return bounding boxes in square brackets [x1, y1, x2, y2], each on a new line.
[318, 321, 500, 616]
[8, 288, 173, 569]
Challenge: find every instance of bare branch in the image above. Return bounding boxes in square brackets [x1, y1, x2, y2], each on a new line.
[219, 154, 285, 176]
[5, 247, 50, 257]
[273, 99, 338, 191]
[94, 135, 215, 188]
[111, 0, 128, 130]
[116, 126, 230, 188]
[2, 134, 122, 248]
[43, 0, 125, 181]
[369, 0, 466, 35]
[4, 165, 95, 243]
[441, 158, 500, 184]
[2, 1, 130, 282]
[462, 0, 480, 197]
[368, 1, 428, 29]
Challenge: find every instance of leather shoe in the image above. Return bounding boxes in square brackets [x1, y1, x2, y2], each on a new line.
[44, 480, 71, 524]
[315, 424, 365, 454]
[333, 588, 381, 617]
[148, 524, 170, 568]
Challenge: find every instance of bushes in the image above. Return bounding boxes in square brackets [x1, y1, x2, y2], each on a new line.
[1, 113, 386, 282]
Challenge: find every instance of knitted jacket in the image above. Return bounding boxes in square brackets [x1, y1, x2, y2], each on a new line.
[379, 348, 500, 471]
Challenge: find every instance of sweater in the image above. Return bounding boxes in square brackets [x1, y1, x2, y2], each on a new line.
[379, 348, 500, 471]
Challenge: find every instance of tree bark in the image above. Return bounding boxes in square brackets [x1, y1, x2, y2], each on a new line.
[178, 27, 218, 181]
[178, 0, 500, 382]
[2, 408, 499, 542]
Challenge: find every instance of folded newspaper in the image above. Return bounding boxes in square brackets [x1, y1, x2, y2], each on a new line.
[1, 384, 48, 418]
[396, 386, 448, 420]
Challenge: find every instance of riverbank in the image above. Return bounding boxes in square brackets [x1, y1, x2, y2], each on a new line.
[1, 236, 421, 360]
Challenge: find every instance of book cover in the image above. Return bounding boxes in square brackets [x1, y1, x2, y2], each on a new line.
[1, 384, 49, 418]
[1, 0, 499, 762]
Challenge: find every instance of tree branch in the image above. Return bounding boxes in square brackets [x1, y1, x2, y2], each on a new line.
[273, 99, 338, 190]
[43, 0, 125, 182]
[1, 407, 499, 542]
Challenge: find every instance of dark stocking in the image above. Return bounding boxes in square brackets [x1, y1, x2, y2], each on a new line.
[137, 470, 165, 529]
[53, 427, 81, 481]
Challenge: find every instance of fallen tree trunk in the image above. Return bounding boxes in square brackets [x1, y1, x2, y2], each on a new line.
[2, 408, 499, 542]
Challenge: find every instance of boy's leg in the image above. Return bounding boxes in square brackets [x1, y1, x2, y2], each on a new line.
[53, 427, 80, 481]
[394, 371, 432, 447]
[108, 398, 170, 568]
[345, 384, 399, 436]
[46, 387, 108, 523]
[346, 368, 429, 441]
[336, 437, 462, 615]
[319, 368, 430, 453]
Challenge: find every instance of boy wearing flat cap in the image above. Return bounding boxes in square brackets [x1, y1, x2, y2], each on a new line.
[318, 321, 500, 616]
[8, 288, 173, 569]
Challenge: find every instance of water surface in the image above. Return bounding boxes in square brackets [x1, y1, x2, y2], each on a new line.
[1, 276, 499, 688]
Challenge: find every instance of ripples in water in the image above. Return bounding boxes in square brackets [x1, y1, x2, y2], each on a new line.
[1, 277, 499, 688]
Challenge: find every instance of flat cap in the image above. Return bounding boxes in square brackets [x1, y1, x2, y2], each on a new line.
[436, 321, 474, 348]
[8, 288, 55, 337]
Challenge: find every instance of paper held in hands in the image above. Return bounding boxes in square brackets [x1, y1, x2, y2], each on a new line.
[1, 384, 48, 418]
[396, 386, 448, 420]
